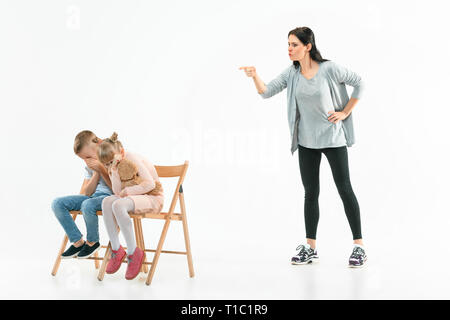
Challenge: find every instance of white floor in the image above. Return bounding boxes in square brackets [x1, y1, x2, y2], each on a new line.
[2, 235, 450, 300]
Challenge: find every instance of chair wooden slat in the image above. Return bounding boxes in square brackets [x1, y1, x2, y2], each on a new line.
[69, 210, 183, 221]
[154, 162, 188, 177]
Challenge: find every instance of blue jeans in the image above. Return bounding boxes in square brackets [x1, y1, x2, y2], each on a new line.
[51, 192, 110, 243]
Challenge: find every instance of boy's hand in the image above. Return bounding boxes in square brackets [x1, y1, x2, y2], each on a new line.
[85, 158, 102, 172]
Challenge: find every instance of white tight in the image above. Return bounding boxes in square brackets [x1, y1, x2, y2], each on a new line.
[102, 195, 136, 255]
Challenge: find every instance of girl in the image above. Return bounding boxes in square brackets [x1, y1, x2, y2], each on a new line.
[97, 132, 164, 280]
[239, 27, 367, 267]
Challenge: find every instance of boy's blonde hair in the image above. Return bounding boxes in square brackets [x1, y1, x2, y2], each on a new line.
[97, 132, 124, 164]
[73, 130, 99, 154]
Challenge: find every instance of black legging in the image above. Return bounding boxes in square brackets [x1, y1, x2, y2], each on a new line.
[297, 144, 362, 240]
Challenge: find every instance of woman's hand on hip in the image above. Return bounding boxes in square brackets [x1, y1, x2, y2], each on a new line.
[328, 110, 349, 124]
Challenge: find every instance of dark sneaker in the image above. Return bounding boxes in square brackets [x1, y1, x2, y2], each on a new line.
[77, 242, 101, 259]
[348, 245, 367, 268]
[291, 244, 319, 265]
[61, 244, 85, 259]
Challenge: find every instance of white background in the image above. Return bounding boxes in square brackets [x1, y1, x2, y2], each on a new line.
[1, 0, 450, 299]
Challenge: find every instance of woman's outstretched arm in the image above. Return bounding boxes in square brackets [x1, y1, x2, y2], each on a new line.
[240, 66, 266, 94]
[240, 65, 290, 98]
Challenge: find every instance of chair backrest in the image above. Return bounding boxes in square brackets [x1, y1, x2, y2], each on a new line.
[154, 160, 189, 215]
[154, 162, 188, 178]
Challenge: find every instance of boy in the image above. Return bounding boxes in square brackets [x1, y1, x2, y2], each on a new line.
[52, 130, 112, 259]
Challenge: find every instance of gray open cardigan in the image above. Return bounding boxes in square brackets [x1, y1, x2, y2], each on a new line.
[258, 60, 365, 155]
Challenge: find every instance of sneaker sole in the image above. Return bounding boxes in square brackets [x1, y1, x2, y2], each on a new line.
[348, 257, 368, 268]
[61, 252, 80, 259]
[291, 257, 319, 265]
[77, 245, 101, 259]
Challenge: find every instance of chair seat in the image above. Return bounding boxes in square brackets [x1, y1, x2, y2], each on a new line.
[69, 210, 183, 221]
[133, 211, 183, 221]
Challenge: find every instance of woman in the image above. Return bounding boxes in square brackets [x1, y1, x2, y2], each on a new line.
[239, 27, 367, 267]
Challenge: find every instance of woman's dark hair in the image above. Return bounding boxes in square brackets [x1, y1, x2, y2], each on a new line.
[288, 27, 329, 70]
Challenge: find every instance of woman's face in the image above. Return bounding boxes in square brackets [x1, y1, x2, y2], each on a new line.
[288, 34, 311, 61]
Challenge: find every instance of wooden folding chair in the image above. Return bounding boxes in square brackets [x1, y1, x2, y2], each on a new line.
[97, 160, 194, 285]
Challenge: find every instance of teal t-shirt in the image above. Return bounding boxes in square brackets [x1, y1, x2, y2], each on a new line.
[84, 166, 112, 195]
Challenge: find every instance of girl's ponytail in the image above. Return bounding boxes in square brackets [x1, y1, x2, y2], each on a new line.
[97, 132, 123, 164]
[110, 132, 118, 142]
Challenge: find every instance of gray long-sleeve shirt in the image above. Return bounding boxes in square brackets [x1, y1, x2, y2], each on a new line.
[259, 60, 364, 154]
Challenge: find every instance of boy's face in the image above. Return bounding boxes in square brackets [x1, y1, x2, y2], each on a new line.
[77, 141, 99, 161]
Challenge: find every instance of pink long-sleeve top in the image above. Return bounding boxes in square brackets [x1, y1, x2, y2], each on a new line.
[110, 151, 163, 197]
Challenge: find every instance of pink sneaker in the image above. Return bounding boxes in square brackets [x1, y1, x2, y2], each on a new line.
[125, 247, 145, 280]
[106, 245, 126, 274]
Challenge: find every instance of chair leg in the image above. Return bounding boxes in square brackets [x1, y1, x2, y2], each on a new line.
[133, 218, 146, 273]
[51, 234, 69, 276]
[51, 213, 78, 276]
[98, 226, 120, 281]
[146, 218, 171, 285]
[97, 241, 111, 281]
[137, 219, 149, 273]
[94, 251, 100, 269]
[179, 192, 195, 278]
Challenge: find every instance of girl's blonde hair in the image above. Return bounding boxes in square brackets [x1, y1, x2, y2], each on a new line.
[97, 132, 124, 164]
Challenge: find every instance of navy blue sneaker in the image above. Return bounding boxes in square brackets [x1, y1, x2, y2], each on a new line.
[348, 245, 367, 268]
[61, 244, 85, 259]
[291, 244, 319, 265]
[77, 242, 101, 259]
